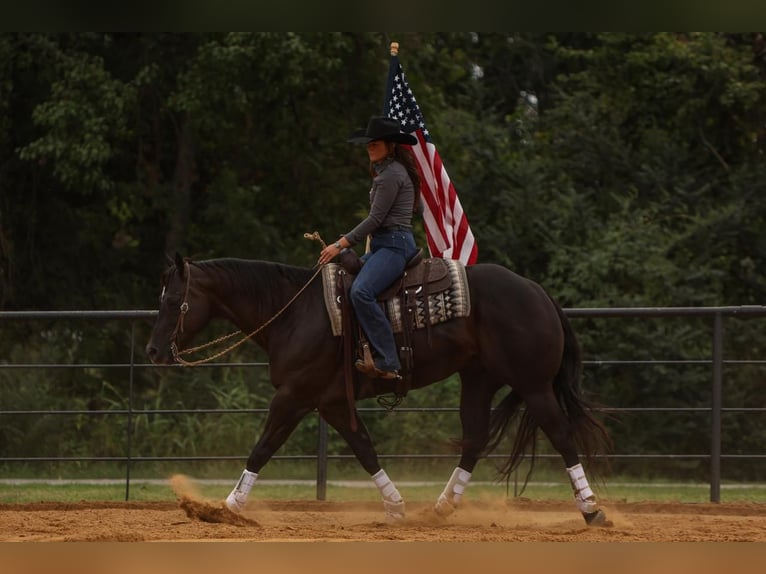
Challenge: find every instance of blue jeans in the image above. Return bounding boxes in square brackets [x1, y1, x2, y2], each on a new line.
[349, 230, 419, 372]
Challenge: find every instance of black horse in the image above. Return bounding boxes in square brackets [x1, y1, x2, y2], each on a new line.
[146, 253, 611, 526]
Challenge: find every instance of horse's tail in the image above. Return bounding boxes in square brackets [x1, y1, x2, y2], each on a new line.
[484, 294, 611, 487]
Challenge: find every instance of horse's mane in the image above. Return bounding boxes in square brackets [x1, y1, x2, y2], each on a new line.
[192, 258, 315, 300]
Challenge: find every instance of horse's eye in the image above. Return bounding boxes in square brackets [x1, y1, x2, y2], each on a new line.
[160, 288, 180, 307]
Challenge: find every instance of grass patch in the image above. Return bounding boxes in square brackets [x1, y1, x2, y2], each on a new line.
[2, 478, 766, 505]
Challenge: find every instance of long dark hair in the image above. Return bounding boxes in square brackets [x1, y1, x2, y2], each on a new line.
[394, 144, 422, 215]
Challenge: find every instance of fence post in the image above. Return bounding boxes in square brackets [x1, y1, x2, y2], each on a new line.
[316, 415, 328, 500]
[710, 312, 723, 503]
[125, 322, 136, 502]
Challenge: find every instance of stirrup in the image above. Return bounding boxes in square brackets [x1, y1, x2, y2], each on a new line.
[354, 358, 375, 375]
[374, 368, 400, 380]
[354, 359, 399, 380]
[356, 342, 376, 374]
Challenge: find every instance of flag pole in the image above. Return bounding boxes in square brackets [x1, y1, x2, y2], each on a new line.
[390, 41, 399, 56]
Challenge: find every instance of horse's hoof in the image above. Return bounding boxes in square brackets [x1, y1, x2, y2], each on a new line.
[383, 499, 405, 522]
[583, 508, 612, 527]
[434, 494, 456, 518]
[225, 492, 246, 514]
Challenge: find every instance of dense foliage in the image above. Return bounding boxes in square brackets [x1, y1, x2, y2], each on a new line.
[2, 33, 766, 482]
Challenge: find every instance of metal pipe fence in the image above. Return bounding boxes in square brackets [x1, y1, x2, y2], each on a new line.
[2, 305, 766, 502]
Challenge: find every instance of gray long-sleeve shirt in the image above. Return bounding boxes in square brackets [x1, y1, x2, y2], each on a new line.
[343, 158, 414, 247]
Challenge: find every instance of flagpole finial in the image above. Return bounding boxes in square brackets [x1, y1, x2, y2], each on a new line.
[390, 42, 399, 56]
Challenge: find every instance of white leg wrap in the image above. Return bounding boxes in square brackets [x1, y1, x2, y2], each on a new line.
[372, 469, 405, 519]
[225, 469, 258, 513]
[567, 463, 598, 513]
[435, 467, 472, 517]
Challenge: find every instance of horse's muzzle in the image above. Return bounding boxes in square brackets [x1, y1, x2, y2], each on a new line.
[145, 342, 175, 365]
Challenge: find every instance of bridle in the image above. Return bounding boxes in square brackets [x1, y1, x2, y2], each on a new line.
[166, 258, 323, 366]
[168, 260, 193, 363]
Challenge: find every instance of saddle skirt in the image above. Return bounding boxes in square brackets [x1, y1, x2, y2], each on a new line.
[321, 257, 471, 337]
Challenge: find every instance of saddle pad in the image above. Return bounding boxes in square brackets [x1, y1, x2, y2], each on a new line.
[321, 259, 471, 337]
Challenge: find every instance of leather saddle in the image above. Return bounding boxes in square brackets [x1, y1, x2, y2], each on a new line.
[338, 248, 452, 300]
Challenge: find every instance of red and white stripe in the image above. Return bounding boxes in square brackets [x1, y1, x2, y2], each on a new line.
[411, 130, 478, 266]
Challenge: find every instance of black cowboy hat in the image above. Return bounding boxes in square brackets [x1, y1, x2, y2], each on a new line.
[348, 116, 417, 145]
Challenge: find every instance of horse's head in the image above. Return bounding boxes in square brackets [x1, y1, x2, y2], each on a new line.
[145, 253, 214, 365]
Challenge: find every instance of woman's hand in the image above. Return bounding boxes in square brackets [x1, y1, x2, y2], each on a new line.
[318, 240, 343, 265]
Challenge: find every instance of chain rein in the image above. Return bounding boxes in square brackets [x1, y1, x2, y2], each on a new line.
[170, 233, 327, 366]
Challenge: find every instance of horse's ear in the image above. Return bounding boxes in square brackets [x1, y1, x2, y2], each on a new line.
[165, 253, 175, 267]
[174, 252, 185, 276]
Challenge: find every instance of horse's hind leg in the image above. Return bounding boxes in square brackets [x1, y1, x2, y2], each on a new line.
[435, 369, 497, 517]
[319, 401, 405, 520]
[523, 391, 608, 526]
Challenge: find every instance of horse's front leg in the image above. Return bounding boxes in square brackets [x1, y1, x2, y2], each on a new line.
[319, 401, 405, 520]
[225, 390, 313, 513]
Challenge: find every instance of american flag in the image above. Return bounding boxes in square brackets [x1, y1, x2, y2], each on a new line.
[384, 50, 478, 266]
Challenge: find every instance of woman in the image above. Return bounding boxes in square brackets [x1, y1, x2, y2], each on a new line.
[318, 116, 421, 379]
